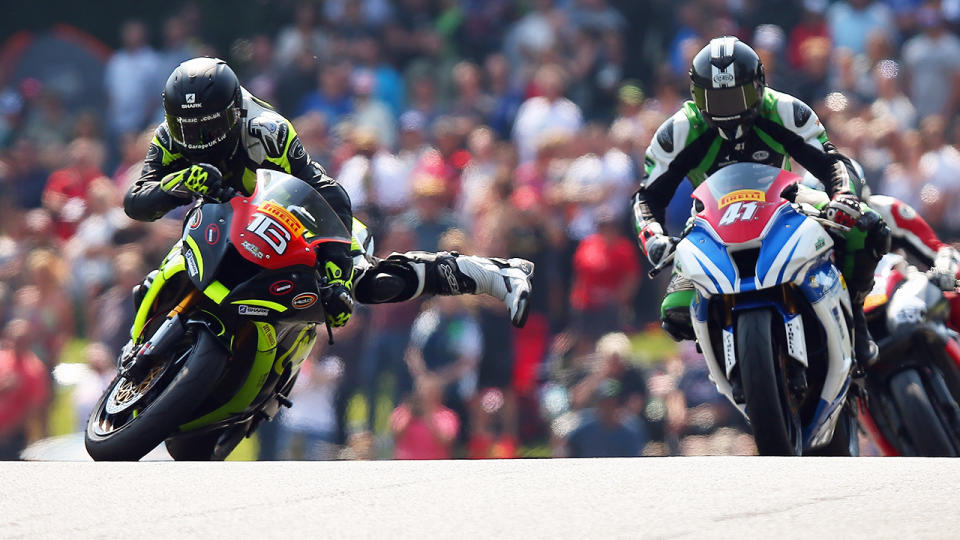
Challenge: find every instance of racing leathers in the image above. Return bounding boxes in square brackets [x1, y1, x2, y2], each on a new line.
[125, 88, 534, 328]
[632, 88, 890, 363]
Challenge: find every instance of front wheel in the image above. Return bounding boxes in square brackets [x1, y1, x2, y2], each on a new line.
[85, 329, 228, 461]
[889, 369, 957, 456]
[737, 309, 802, 456]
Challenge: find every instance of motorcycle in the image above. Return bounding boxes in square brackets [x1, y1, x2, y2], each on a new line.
[858, 254, 960, 456]
[651, 162, 858, 456]
[85, 169, 352, 461]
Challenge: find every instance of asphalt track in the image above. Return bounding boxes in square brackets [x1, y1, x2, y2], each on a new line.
[2, 457, 958, 539]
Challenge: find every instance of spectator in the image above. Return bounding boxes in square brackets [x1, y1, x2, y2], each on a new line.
[158, 15, 200, 77]
[404, 279, 482, 422]
[104, 20, 161, 140]
[901, 5, 960, 121]
[870, 60, 916, 131]
[336, 126, 410, 214]
[570, 332, 648, 421]
[276, 355, 344, 460]
[350, 69, 397, 149]
[569, 211, 640, 345]
[0, 319, 50, 460]
[14, 250, 73, 365]
[298, 60, 354, 125]
[65, 178, 129, 296]
[88, 250, 144, 357]
[788, 0, 830, 69]
[42, 137, 107, 241]
[565, 378, 646, 457]
[825, 0, 896, 56]
[275, 2, 329, 67]
[483, 53, 523, 138]
[390, 374, 459, 459]
[352, 36, 406, 116]
[397, 110, 431, 170]
[71, 342, 116, 432]
[402, 174, 461, 252]
[513, 64, 583, 163]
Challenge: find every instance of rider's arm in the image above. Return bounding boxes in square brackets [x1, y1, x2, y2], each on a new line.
[123, 125, 195, 221]
[633, 109, 716, 233]
[756, 95, 864, 199]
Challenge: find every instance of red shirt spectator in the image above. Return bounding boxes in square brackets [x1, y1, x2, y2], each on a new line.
[0, 320, 51, 459]
[391, 374, 459, 460]
[391, 403, 459, 460]
[570, 227, 640, 311]
[42, 138, 107, 240]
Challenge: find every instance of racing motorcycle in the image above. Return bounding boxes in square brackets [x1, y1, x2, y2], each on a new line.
[85, 169, 352, 461]
[651, 162, 858, 456]
[858, 254, 960, 456]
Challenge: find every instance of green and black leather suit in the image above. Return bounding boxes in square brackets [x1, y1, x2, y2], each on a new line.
[632, 88, 888, 337]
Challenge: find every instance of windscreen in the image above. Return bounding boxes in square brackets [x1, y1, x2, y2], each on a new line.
[702, 162, 782, 201]
[249, 170, 351, 244]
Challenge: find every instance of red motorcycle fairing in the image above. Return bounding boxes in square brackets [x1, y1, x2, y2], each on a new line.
[229, 195, 350, 270]
[691, 167, 799, 245]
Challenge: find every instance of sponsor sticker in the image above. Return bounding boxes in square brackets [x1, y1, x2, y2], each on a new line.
[242, 240, 265, 259]
[205, 224, 220, 245]
[718, 189, 765, 209]
[751, 150, 770, 161]
[238, 305, 270, 316]
[270, 280, 294, 295]
[258, 201, 305, 236]
[292, 292, 318, 309]
[185, 250, 199, 277]
[188, 209, 203, 229]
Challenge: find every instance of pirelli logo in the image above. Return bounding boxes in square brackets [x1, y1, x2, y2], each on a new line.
[718, 189, 765, 209]
[259, 201, 305, 236]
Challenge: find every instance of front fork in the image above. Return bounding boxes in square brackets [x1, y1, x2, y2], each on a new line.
[119, 289, 202, 382]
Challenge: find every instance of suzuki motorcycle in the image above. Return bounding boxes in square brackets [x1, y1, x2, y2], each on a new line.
[652, 162, 858, 456]
[859, 254, 960, 456]
[85, 169, 352, 461]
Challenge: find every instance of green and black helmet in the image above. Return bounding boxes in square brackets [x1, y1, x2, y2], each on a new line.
[690, 36, 765, 141]
[162, 57, 243, 163]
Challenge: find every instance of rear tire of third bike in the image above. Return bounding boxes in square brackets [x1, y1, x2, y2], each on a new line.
[889, 369, 956, 456]
[737, 308, 799, 456]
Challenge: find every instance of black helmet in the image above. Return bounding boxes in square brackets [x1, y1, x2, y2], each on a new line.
[690, 36, 765, 141]
[162, 57, 242, 163]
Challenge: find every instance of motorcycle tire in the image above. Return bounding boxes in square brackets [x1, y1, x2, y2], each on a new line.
[889, 369, 957, 457]
[737, 308, 801, 456]
[165, 426, 245, 461]
[804, 403, 859, 456]
[85, 328, 228, 461]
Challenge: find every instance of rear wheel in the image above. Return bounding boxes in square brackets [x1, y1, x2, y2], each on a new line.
[85, 329, 227, 461]
[737, 309, 802, 456]
[889, 369, 956, 456]
[165, 426, 246, 461]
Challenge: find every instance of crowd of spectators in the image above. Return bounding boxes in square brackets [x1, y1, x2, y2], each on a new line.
[2, 0, 960, 459]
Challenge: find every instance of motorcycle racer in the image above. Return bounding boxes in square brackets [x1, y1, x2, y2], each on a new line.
[125, 57, 533, 329]
[631, 36, 889, 364]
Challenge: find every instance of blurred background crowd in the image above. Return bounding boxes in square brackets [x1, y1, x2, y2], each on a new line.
[2, 0, 959, 459]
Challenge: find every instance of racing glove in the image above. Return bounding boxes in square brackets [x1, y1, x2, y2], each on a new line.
[160, 163, 223, 199]
[319, 252, 355, 328]
[824, 192, 862, 229]
[639, 221, 675, 268]
[930, 246, 960, 291]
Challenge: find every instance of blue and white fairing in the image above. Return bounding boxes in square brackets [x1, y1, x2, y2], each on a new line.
[679, 186, 854, 449]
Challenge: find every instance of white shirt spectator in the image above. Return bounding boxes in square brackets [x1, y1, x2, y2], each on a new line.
[279, 356, 343, 437]
[104, 46, 162, 136]
[902, 31, 960, 120]
[512, 96, 583, 163]
[562, 152, 633, 240]
[337, 151, 412, 211]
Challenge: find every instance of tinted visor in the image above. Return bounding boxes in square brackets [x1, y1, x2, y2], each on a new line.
[166, 107, 240, 151]
[692, 83, 761, 118]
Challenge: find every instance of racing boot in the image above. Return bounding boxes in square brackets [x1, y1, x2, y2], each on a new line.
[354, 252, 535, 327]
[431, 253, 535, 328]
[851, 291, 878, 375]
[660, 275, 697, 342]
